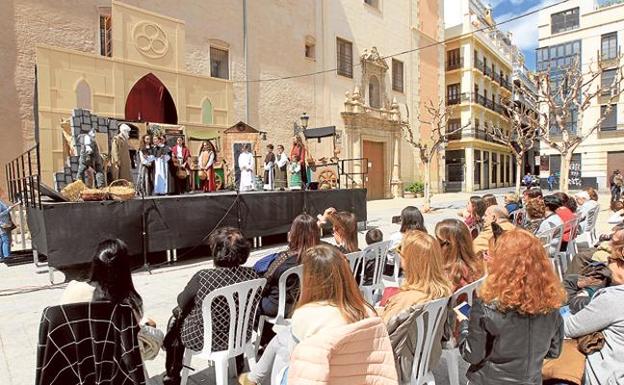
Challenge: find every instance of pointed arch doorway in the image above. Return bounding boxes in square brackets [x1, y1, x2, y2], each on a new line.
[125, 73, 178, 124]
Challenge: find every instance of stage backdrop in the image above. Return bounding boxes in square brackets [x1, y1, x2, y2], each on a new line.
[28, 189, 367, 268]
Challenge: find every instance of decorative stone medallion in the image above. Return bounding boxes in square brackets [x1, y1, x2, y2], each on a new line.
[132, 21, 169, 59]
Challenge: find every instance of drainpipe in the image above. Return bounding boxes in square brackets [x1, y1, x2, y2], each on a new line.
[243, 0, 250, 123]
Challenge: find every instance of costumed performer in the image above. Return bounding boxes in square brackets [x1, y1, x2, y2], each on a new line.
[137, 134, 155, 196]
[153, 136, 171, 195]
[274, 144, 288, 190]
[289, 155, 302, 190]
[171, 137, 190, 195]
[198, 141, 217, 192]
[77, 129, 105, 188]
[263, 144, 276, 190]
[290, 136, 307, 187]
[111, 124, 133, 182]
[238, 143, 254, 191]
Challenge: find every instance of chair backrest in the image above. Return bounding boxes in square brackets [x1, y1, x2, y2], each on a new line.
[410, 297, 451, 385]
[346, 251, 363, 275]
[585, 205, 600, 232]
[202, 278, 266, 356]
[276, 265, 303, 321]
[537, 232, 552, 252]
[357, 240, 392, 287]
[566, 216, 580, 241]
[511, 209, 526, 226]
[450, 275, 486, 308]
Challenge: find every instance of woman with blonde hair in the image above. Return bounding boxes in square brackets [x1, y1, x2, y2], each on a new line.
[458, 229, 565, 385]
[318, 207, 359, 253]
[382, 231, 453, 323]
[435, 218, 485, 292]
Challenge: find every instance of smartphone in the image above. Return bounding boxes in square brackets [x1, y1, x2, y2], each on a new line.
[559, 305, 572, 318]
[391, 215, 401, 224]
[454, 301, 471, 318]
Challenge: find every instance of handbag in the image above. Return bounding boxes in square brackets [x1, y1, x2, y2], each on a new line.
[1, 220, 16, 232]
[138, 324, 164, 361]
[254, 252, 281, 274]
[577, 331, 605, 355]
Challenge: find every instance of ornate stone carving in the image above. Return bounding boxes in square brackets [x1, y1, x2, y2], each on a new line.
[360, 47, 389, 70]
[132, 21, 169, 59]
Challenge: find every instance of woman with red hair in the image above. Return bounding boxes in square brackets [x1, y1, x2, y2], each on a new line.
[458, 229, 566, 384]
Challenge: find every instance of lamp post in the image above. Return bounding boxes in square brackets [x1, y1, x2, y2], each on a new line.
[300, 112, 309, 129]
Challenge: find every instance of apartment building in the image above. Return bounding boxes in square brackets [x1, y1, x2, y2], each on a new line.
[443, 0, 516, 192]
[0, 0, 445, 198]
[537, 0, 624, 189]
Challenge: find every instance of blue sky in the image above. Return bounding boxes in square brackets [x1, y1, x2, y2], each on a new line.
[490, 0, 612, 70]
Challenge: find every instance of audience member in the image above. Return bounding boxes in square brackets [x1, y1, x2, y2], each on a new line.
[564, 232, 624, 385]
[554, 192, 577, 251]
[459, 229, 565, 384]
[365, 228, 383, 245]
[257, 213, 320, 318]
[318, 207, 359, 253]
[473, 205, 515, 254]
[575, 190, 599, 231]
[539, 195, 566, 255]
[608, 200, 624, 225]
[523, 187, 544, 205]
[435, 218, 485, 291]
[524, 198, 546, 234]
[482, 193, 498, 208]
[386, 206, 426, 274]
[239, 244, 376, 385]
[586, 187, 599, 202]
[163, 227, 258, 385]
[462, 196, 486, 238]
[503, 192, 520, 216]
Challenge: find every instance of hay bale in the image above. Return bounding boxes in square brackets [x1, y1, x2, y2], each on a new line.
[61, 180, 87, 202]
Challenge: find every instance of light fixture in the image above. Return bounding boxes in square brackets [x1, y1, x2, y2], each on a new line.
[300, 112, 309, 129]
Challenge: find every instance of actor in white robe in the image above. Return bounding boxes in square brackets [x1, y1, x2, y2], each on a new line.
[238, 144, 254, 191]
[153, 137, 171, 195]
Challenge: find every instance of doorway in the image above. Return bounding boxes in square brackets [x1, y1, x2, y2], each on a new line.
[363, 140, 385, 200]
[125, 73, 178, 124]
[483, 151, 490, 189]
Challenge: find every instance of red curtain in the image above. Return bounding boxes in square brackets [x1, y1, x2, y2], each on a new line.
[125, 73, 178, 124]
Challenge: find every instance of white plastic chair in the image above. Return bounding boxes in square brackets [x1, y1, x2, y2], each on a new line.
[441, 276, 486, 385]
[564, 216, 580, 267]
[407, 296, 451, 385]
[576, 205, 600, 249]
[355, 241, 392, 304]
[537, 231, 552, 252]
[180, 278, 266, 385]
[255, 265, 302, 354]
[346, 251, 363, 273]
[537, 224, 564, 258]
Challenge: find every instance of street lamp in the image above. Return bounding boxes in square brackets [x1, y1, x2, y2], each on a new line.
[300, 112, 309, 129]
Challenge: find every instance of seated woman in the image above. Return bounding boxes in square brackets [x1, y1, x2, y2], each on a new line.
[554, 192, 578, 251]
[504, 192, 520, 217]
[60, 239, 161, 360]
[163, 227, 258, 385]
[524, 198, 546, 234]
[317, 207, 359, 254]
[482, 193, 498, 208]
[239, 244, 375, 385]
[461, 196, 486, 239]
[563, 231, 624, 385]
[386, 206, 426, 275]
[458, 229, 565, 384]
[257, 213, 320, 318]
[434, 218, 485, 292]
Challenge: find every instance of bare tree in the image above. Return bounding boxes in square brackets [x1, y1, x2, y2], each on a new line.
[403, 99, 469, 211]
[487, 98, 538, 196]
[535, 55, 624, 192]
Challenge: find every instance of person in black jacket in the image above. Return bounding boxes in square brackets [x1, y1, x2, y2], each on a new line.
[163, 227, 258, 385]
[457, 228, 566, 385]
[258, 213, 320, 317]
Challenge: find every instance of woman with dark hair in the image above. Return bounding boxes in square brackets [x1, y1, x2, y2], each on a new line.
[257, 213, 320, 318]
[458, 229, 565, 384]
[435, 218, 485, 292]
[482, 193, 498, 208]
[197, 140, 217, 192]
[137, 134, 155, 196]
[163, 227, 258, 385]
[239, 244, 377, 385]
[318, 207, 359, 253]
[462, 196, 486, 238]
[61, 239, 143, 316]
[538, 195, 565, 255]
[386, 206, 426, 274]
[554, 192, 577, 252]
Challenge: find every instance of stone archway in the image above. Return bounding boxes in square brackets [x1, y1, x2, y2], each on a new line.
[125, 73, 178, 124]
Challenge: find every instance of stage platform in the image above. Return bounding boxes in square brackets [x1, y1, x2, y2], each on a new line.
[27, 189, 367, 269]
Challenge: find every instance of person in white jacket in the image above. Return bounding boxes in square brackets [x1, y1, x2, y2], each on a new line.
[238, 143, 255, 191]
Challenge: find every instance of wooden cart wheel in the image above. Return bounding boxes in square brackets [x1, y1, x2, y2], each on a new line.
[215, 174, 223, 190]
[318, 169, 338, 190]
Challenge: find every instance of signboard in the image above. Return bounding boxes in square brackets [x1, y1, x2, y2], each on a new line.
[569, 159, 582, 188]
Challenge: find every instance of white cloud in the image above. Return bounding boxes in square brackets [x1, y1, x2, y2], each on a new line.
[497, 0, 557, 51]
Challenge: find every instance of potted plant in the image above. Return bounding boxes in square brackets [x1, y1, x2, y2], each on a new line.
[404, 181, 424, 198]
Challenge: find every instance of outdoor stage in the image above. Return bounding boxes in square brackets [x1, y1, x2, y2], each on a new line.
[27, 189, 367, 269]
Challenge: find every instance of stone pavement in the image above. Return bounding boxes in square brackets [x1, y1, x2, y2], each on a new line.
[0, 188, 614, 385]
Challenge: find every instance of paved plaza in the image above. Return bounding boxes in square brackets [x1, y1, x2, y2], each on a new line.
[0, 189, 613, 385]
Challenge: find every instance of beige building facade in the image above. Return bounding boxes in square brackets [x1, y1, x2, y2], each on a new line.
[443, 0, 516, 193]
[1, 0, 445, 199]
[537, 0, 624, 190]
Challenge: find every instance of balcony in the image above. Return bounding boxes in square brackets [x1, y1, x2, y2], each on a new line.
[474, 58, 484, 72]
[492, 72, 501, 84]
[465, 127, 495, 141]
[446, 97, 461, 105]
[446, 58, 464, 71]
[598, 124, 624, 139]
[447, 130, 463, 141]
[484, 66, 493, 78]
[501, 78, 512, 91]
